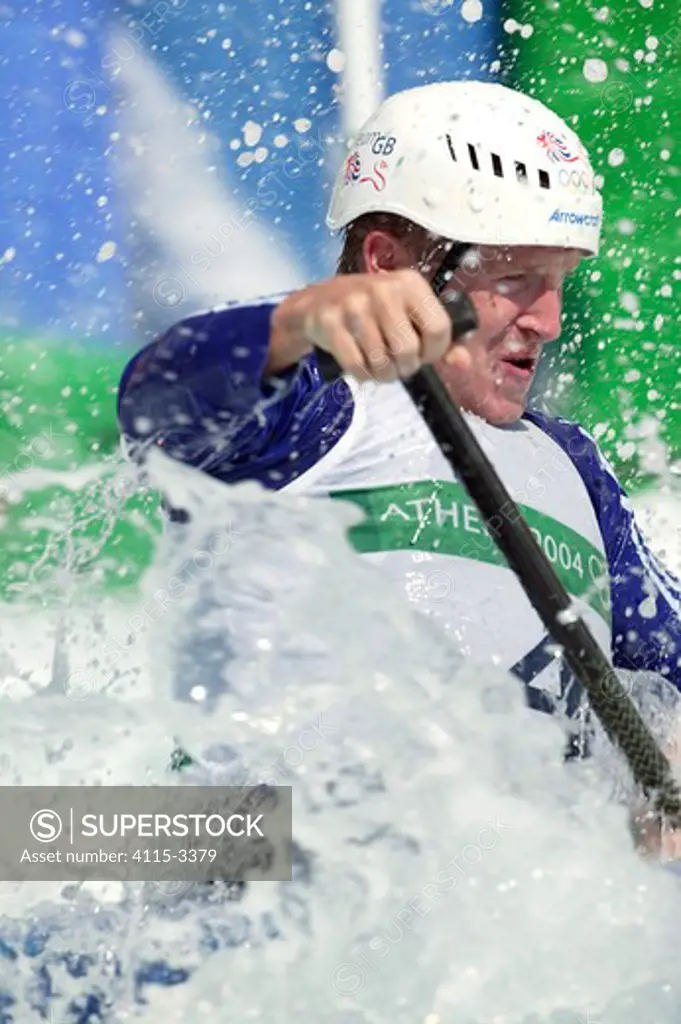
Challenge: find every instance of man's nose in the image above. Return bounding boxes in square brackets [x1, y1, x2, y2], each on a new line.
[517, 286, 563, 343]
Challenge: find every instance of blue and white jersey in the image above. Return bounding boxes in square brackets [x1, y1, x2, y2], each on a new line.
[118, 299, 681, 699]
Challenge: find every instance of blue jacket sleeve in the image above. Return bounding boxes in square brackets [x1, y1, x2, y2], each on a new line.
[526, 410, 681, 689]
[117, 300, 354, 492]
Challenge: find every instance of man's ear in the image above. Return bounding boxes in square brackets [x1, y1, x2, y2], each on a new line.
[362, 230, 414, 274]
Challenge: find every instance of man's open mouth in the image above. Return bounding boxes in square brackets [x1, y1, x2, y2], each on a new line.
[501, 356, 537, 373]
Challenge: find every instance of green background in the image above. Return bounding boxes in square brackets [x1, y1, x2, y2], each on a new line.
[0, 337, 161, 605]
[504, 0, 681, 491]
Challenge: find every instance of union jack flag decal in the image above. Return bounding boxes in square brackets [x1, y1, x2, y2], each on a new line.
[536, 130, 579, 164]
[343, 151, 362, 184]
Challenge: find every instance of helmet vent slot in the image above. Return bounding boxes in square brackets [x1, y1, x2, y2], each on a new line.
[491, 153, 503, 177]
[445, 134, 457, 161]
[467, 143, 480, 170]
[538, 169, 550, 189]
[514, 161, 527, 183]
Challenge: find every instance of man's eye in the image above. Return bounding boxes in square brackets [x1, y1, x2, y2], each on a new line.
[496, 273, 544, 295]
[496, 275, 529, 292]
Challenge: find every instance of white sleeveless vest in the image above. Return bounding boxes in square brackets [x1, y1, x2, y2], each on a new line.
[284, 379, 611, 697]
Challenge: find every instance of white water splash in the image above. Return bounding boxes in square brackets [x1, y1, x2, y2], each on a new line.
[2, 459, 681, 1022]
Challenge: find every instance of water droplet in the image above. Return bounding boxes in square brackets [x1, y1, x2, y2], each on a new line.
[466, 187, 486, 214]
[617, 218, 636, 235]
[64, 28, 87, 48]
[243, 120, 263, 146]
[326, 48, 345, 73]
[620, 291, 639, 313]
[461, 0, 484, 24]
[583, 58, 608, 83]
[96, 241, 116, 262]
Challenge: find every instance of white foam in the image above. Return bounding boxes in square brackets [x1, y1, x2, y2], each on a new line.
[3, 469, 681, 1020]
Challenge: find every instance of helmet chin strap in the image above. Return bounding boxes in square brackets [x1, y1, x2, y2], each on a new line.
[428, 241, 478, 341]
[429, 240, 472, 295]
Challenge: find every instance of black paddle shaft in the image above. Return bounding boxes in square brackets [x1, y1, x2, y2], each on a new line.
[406, 364, 681, 825]
[314, 251, 681, 826]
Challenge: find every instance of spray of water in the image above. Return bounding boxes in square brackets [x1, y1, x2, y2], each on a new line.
[2, 453, 681, 1022]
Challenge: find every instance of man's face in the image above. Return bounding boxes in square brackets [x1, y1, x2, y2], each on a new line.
[437, 245, 583, 426]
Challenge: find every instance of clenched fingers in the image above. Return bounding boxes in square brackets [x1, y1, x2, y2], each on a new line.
[407, 290, 454, 365]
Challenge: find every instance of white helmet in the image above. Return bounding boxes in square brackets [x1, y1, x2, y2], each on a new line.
[327, 80, 602, 256]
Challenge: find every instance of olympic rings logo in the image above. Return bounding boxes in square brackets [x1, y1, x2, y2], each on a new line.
[558, 167, 596, 193]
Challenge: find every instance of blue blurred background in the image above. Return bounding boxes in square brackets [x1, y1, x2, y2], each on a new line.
[0, 0, 501, 345]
